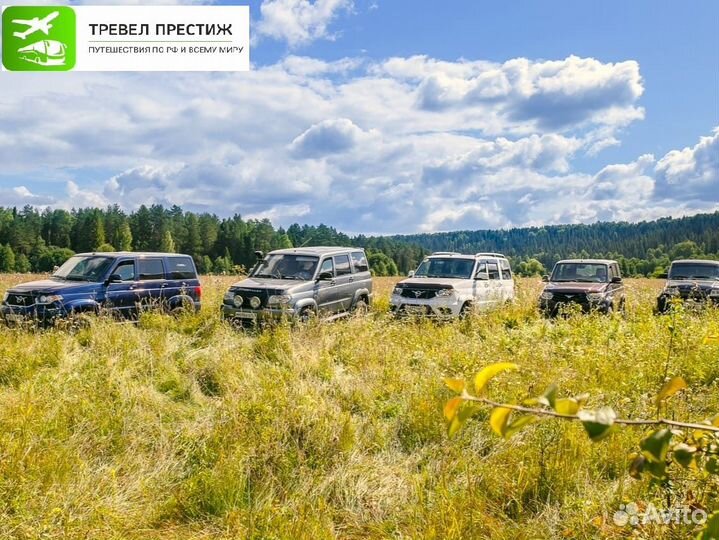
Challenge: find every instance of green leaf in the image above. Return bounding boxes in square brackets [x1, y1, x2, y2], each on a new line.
[696, 510, 719, 540]
[538, 384, 558, 408]
[554, 397, 580, 415]
[447, 415, 464, 438]
[443, 397, 463, 422]
[655, 376, 688, 405]
[644, 458, 667, 480]
[489, 407, 512, 437]
[672, 443, 696, 468]
[628, 453, 645, 479]
[578, 407, 617, 442]
[505, 415, 537, 438]
[444, 378, 465, 393]
[711, 414, 719, 428]
[474, 362, 518, 394]
[640, 429, 673, 463]
[706, 457, 719, 475]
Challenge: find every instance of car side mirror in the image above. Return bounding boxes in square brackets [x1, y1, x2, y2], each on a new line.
[611, 276, 622, 283]
[541, 275, 549, 282]
[106, 273, 123, 284]
[475, 273, 489, 281]
[657, 272, 668, 279]
[317, 271, 333, 281]
[407, 270, 415, 278]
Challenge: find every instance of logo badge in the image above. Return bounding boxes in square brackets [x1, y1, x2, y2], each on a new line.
[2, 6, 76, 71]
[413, 290, 423, 298]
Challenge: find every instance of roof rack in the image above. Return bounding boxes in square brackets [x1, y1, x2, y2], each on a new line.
[430, 251, 462, 256]
[475, 252, 506, 258]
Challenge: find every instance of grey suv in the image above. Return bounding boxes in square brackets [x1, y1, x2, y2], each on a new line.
[221, 247, 372, 326]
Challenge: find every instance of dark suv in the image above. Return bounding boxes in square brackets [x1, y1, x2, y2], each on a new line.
[656, 259, 719, 313]
[539, 259, 625, 316]
[221, 247, 372, 326]
[1, 252, 201, 325]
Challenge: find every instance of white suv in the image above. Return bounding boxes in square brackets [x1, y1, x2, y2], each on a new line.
[390, 252, 515, 318]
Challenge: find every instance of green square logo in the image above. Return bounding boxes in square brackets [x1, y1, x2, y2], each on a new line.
[2, 6, 75, 71]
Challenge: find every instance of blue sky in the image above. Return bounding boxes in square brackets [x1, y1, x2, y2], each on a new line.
[0, 0, 717, 234]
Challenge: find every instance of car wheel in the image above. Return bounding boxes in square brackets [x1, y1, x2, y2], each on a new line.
[353, 298, 369, 315]
[459, 302, 472, 319]
[298, 307, 316, 323]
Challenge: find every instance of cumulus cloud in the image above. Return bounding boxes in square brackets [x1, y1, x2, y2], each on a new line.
[0, 51, 714, 234]
[256, 0, 353, 47]
[654, 128, 719, 201]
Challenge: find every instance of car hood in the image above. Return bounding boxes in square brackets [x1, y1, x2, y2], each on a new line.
[544, 281, 609, 293]
[7, 278, 96, 294]
[665, 279, 718, 290]
[395, 278, 465, 288]
[229, 276, 313, 294]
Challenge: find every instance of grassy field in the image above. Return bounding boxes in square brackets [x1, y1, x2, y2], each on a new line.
[0, 274, 717, 539]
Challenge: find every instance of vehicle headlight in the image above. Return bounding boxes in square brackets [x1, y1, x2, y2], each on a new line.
[392, 287, 403, 296]
[268, 294, 292, 306]
[435, 288, 454, 297]
[710, 285, 719, 297]
[586, 292, 604, 302]
[249, 296, 262, 309]
[664, 287, 679, 296]
[38, 294, 63, 304]
[2, 292, 8, 303]
[540, 291, 553, 300]
[233, 294, 244, 308]
[223, 290, 235, 303]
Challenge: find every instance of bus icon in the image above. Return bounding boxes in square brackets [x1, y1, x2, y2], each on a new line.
[17, 39, 67, 66]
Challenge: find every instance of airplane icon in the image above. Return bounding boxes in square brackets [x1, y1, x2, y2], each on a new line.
[12, 11, 59, 41]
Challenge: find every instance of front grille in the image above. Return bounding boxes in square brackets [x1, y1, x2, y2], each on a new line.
[230, 288, 271, 310]
[401, 288, 439, 300]
[5, 293, 35, 307]
[676, 286, 709, 300]
[552, 292, 588, 305]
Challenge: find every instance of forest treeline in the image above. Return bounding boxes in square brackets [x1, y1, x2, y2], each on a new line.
[0, 205, 425, 275]
[0, 205, 717, 276]
[392, 211, 719, 277]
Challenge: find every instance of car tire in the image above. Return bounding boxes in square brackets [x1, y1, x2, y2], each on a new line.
[298, 307, 316, 323]
[353, 298, 369, 315]
[459, 302, 472, 319]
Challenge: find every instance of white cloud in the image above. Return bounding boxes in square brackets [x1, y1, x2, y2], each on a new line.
[256, 0, 353, 47]
[0, 52, 715, 234]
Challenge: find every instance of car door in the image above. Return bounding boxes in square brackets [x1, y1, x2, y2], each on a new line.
[135, 257, 166, 310]
[486, 260, 503, 305]
[104, 258, 138, 316]
[473, 261, 493, 309]
[332, 253, 354, 312]
[163, 256, 197, 306]
[314, 257, 340, 314]
[499, 259, 515, 301]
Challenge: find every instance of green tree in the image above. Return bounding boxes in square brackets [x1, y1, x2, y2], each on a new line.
[115, 221, 133, 251]
[15, 253, 31, 273]
[160, 230, 176, 253]
[0, 244, 16, 272]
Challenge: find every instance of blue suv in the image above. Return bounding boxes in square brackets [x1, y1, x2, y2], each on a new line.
[1, 252, 201, 326]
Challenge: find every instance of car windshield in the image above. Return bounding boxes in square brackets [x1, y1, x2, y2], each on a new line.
[414, 258, 475, 279]
[669, 263, 719, 280]
[52, 256, 114, 282]
[252, 254, 319, 280]
[551, 263, 609, 283]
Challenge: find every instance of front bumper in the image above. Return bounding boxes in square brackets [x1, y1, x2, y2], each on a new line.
[389, 295, 462, 318]
[1, 303, 65, 325]
[656, 293, 719, 313]
[221, 304, 295, 326]
[539, 297, 612, 316]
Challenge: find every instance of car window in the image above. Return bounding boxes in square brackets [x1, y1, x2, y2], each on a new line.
[334, 254, 351, 276]
[138, 258, 164, 280]
[351, 251, 369, 272]
[487, 262, 500, 280]
[319, 258, 334, 276]
[167, 257, 196, 279]
[500, 259, 512, 280]
[113, 260, 135, 281]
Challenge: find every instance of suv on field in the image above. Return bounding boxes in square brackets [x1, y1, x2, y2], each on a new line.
[656, 259, 719, 313]
[390, 252, 515, 318]
[1, 252, 201, 326]
[539, 259, 625, 316]
[221, 247, 372, 326]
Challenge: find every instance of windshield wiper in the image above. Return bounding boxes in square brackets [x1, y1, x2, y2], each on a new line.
[253, 273, 274, 278]
[64, 275, 90, 281]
